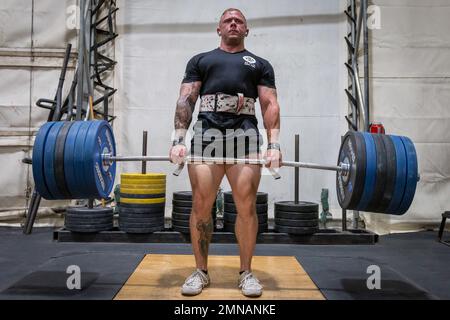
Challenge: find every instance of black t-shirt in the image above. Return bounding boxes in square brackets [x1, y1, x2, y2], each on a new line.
[182, 48, 276, 149]
[182, 48, 276, 99]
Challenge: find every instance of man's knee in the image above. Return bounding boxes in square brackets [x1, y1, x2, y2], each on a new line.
[191, 190, 216, 214]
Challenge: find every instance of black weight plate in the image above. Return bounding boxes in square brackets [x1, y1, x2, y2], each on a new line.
[119, 214, 165, 224]
[65, 217, 113, 226]
[65, 212, 113, 220]
[224, 203, 268, 214]
[222, 223, 268, 233]
[274, 210, 318, 220]
[66, 207, 113, 216]
[65, 216, 113, 224]
[120, 224, 164, 234]
[274, 218, 318, 227]
[43, 121, 65, 199]
[376, 135, 397, 212]
[171, 219, 190, 227]
[172, 212, 191, 220]
[119, 220, 164, 228]
[66, 222, 113, 233]
[274, 201, 318, 213]
[119, 192, 166, 199]
[119, 202, 165, 209]
[54, 121, 74, 198]
[173, 191, 193, 201]
[173, 200, 193, 208]
[172, 206, 216, 215]
[118, 207, 165, 215]
[336, 131, 366, 209]
[366, 134, 388, 212]
[274, 225, 319, 235]
[224, 191, 268, 204]
[223, 212, 268, 224]
[119, 211, 164, 219]
[172, 225, 191, 234]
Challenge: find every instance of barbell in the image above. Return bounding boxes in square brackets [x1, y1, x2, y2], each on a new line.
[31, 120, 418, 215]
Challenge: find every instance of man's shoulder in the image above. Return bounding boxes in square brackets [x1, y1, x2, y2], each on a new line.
[188, 48, 219, 62]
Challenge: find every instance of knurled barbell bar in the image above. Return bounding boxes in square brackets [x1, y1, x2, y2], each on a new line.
[31, 120, 419, 215]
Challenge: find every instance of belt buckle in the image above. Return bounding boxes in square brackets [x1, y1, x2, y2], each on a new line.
[214, 93, 218, 112]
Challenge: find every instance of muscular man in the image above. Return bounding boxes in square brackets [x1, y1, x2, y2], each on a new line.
[169, 8, 282, 297]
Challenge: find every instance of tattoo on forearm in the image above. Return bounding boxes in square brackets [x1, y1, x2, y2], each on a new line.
[197, 217, 213, 260]
[174, 82, 201, 130]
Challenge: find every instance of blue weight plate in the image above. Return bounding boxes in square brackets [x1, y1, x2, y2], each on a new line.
[396, 136, 418, 215]
[73, 121, 94, 198]
[83, 120, 116, 199]
[32, 122, 56, 199]
[356, 132, 377, 211]
[43, 122, 66, 199]
[64, 121, 85, 198]
[386, 135, 408, 214]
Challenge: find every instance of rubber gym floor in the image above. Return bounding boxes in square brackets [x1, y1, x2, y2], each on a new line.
[0, 227, 449, 300]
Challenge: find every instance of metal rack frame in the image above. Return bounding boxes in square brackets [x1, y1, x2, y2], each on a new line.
[342, 0, 370, 231]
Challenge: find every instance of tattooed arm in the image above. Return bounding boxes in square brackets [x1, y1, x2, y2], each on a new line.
[170, 81, 201, 164]
[174, 81, 202, 139]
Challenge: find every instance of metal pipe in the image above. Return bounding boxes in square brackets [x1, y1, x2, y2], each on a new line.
[354, 0, 364, 59]
[294, 134, 299, 204]
[142, 131, 147, 174]
[103, 154, 349, 174]
[76, 0, 86, 120]
[362, 0, 370, 132]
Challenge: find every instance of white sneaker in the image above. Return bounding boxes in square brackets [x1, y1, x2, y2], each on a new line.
[181, 269, 210, 296]
[239, 271, 263, 297]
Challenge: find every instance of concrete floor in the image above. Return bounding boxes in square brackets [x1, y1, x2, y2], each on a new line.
[0, 227, 449, 300]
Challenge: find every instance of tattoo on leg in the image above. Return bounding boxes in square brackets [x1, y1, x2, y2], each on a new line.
[197, 217, 213, 260]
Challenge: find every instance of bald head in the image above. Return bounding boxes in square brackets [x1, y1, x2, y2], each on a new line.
[219, 8, 247, 25]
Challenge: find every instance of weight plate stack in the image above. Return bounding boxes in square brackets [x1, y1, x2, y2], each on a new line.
[64, 207, 114, 233]
[274, 201, 319, 235]
[222, 191, 268, 234]
[171, 191, 217, 233]
[117, 177, 166, 233]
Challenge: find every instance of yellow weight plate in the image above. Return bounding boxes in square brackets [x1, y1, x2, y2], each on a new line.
[120, 197, 166, 204]
[120, 187, 166, 195]
[120, 178, 166, 185]
[120, 183, 166, 189]
[121, 173, 166, 180]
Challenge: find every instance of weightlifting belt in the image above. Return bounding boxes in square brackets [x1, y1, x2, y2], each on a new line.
[200, 93, 256, 115]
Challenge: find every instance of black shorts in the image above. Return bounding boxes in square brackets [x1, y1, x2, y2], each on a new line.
[190, 112, 263, 158]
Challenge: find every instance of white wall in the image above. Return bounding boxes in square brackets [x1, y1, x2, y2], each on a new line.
[361, 0, 450, 233]
[0, 0, 77, 223]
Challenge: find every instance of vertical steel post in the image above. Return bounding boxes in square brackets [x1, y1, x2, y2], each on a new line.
[142, 131, 148, 174]
[294, 134, 299, 204]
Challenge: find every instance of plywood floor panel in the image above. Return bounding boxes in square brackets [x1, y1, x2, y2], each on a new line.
[115, 254, 324, 300]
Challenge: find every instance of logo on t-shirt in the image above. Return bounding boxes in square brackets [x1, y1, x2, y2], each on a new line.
[243, 56, 256, 68]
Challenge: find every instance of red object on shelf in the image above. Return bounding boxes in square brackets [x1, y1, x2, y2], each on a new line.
[369, 122, 385, 134]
